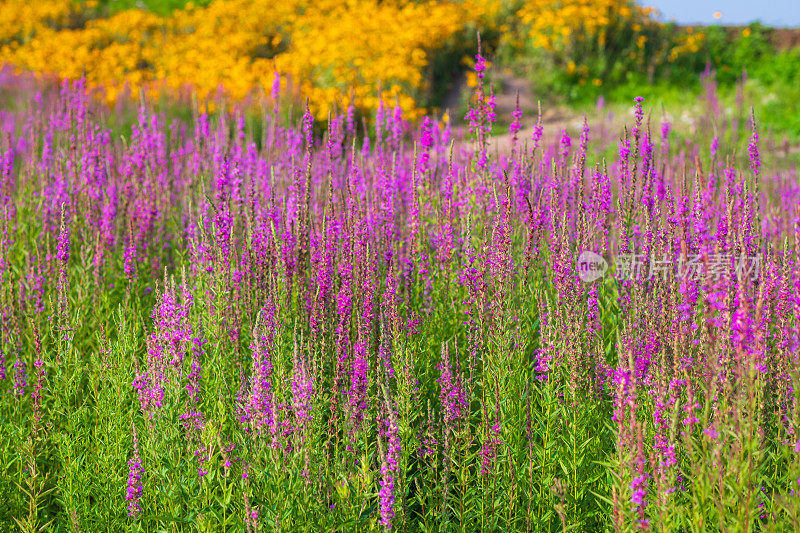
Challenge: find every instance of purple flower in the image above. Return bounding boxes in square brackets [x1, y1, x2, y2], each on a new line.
[478, 419, 502, 476]
[558, 129, 571, 167]
[630, 474, 648, 506]
[126, 430, 144, 518]
[124, 239, 137, 281]
[12, 356, 26, 397]
[437, 345, 466, 423]
[186, 336, 205, 405]
[632, 96, 645, 140]
[418, 117, 434, 174]
[271, 71, 281, 104]
[378, 396, 401, 529]
[348, 352, 369, 427]
[748, 114, 760, 176]
[510, 92, 523, 140]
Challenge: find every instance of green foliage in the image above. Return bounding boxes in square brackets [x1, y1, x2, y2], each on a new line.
[89, 0, 213, 16]
[502, 18, 800, 140]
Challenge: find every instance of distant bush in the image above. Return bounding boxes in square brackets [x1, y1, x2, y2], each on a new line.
[501, 5, 800, 108]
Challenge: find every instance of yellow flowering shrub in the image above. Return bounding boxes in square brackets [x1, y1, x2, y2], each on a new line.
[517, 0, 663, 55]
[0, 0, 77, 43]
[0, 0, 498, 119]
[0, 0, 714, 114]
[513, 0, 705, 91]
[668, 28, 705, 61]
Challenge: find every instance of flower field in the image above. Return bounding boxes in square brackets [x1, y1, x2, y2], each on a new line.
[1, 0, 800, 530]
[0, 28, 799, 529]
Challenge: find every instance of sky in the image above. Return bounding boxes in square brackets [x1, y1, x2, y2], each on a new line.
[641, 0, 800, 27]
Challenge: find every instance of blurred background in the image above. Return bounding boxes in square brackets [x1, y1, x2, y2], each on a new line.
[1, 0, 798, 141]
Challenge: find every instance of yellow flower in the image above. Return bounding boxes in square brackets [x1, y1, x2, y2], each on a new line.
[0, 0, 696, 120]
[0, 0, 500, 118]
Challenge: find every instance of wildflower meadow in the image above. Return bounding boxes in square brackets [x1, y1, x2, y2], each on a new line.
[0, 1, 799, 532]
